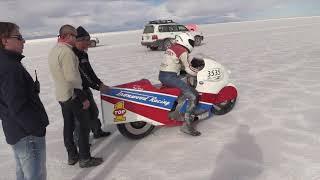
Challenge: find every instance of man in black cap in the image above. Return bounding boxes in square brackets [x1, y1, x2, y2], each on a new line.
[73, 26, 111, 140]
[49, 24, 103, 168]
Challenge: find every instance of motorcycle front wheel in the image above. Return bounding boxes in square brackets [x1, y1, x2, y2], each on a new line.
[212, 98, 237, 115]
[117, 121, 155, 139]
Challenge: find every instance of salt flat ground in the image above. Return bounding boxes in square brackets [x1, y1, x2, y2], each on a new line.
[1, 16, 320, 180]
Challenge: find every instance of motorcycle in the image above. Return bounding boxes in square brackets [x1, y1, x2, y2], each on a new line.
[100, 57, 238, 139]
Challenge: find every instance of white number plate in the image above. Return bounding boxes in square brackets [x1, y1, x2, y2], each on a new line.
[207, 68, 223, 81]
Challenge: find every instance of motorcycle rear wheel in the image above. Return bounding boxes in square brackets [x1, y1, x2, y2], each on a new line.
[117, 121, 155, 139]
[212, 98, 237, 115]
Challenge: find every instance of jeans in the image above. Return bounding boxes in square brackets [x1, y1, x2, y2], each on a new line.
[12, 135, 46, 180]
[159, 71, 198, 114]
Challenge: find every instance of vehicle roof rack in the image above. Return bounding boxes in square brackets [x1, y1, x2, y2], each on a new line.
[148, 20, 175, 24]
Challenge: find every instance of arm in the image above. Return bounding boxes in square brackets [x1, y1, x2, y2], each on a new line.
[60, 50, 82, 88]
[60, 49, 89, 108]
[79, 61, 102, 90]
[84, 60, 103, 88]
[179, 52, 199, 76]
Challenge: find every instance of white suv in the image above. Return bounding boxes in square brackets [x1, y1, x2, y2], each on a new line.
[141, 20, 204, 51]
[89, 37, 99, 48]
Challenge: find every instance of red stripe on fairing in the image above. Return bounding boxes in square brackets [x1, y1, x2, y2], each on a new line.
[101, 95, 182, 126]
[199, 86, 238, 104]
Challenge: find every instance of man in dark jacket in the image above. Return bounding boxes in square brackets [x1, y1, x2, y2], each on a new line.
[49, 25, 103, 168]
[73, 26, 111, 139]
[0, 22, 49, 180]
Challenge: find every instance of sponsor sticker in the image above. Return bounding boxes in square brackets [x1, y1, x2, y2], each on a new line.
[113, 101, 126, 122]
[104, 88, 176, 110]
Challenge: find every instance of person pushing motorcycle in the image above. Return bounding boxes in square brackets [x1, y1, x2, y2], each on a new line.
[158, 32, 204, 136]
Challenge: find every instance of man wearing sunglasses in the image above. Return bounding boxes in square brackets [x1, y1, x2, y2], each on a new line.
[48, 24, 103, 168]
[72, 26, 111, 141]
[0, 22, 49, 179]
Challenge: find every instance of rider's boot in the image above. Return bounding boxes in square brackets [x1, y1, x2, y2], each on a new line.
[180, 113, 201, 136]
[169, 95, 186, 121]
[168, 111, 184, 121]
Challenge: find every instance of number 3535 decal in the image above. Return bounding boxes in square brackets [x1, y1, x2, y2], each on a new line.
[207, 68, 223, 81]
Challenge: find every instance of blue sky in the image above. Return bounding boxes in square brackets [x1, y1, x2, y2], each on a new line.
[0, 0, 319, 39]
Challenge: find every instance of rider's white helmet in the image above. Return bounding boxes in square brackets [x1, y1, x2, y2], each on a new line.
[175, 32, 195, 53]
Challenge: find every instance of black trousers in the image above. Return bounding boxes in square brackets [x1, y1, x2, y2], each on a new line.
[59, 98, 91, 160]
[85, 88, 102, 133]
[73, 89, 103, 146]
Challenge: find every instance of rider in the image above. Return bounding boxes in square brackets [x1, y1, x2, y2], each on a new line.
[158, 32, 202, 136]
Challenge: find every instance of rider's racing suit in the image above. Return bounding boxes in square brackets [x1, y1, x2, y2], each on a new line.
[158, 43, 201, 136]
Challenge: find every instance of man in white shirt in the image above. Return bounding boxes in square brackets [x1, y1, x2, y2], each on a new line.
[48, 24, 103, 168]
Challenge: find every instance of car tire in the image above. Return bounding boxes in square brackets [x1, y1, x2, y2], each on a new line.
[211, 98, 237, 115]
[150, 46, 158, 51]
[117, 121, 155, 139]
[161, 39, 173, 51]
[194, 36, 202, 46]
[90, 40, 97, 47]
